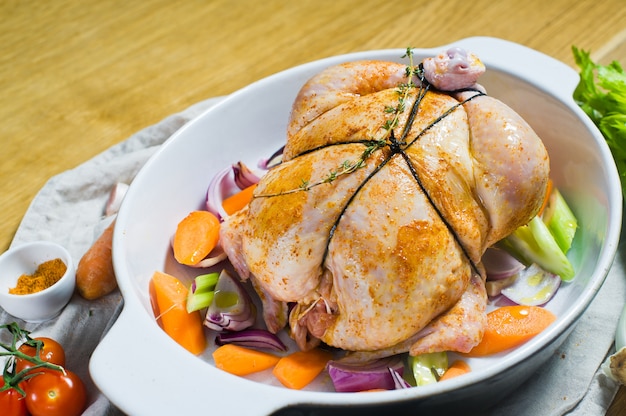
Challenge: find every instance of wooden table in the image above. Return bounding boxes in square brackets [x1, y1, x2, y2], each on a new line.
[2, 1, 625, 413]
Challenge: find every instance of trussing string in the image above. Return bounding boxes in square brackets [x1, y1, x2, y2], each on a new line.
[257, 85, 487, 273]
[319, 89, 485, 274]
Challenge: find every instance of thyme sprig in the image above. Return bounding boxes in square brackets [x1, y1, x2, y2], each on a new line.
[256, 48, 421, 198]
[259, 139, 387, 197]
[380, 47, 421, 144]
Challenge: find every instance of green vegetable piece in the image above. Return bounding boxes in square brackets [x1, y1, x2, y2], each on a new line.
[193, 272, 219, 293]
[185, 272, 219, 313]
[409, 351, 448, 386]
[214, 291, 239, 308]
[542, 189, 577, 254]
[500, 216, 575, 282]
[186, 290, 215, 313]
[572, 46, 626, 194]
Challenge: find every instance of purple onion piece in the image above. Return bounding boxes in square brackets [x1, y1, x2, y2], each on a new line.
[232, 161, 261, 190]
[215, 328, 287, 352]
[206, 166, 233, 221]
[327, 356, 405, 392]
[482, 247, 525, 281]
[389, 368, 411, 389]
[204, 270, 256, 332]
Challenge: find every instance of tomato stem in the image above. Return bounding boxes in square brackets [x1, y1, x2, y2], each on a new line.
[0, 322, 66, 394]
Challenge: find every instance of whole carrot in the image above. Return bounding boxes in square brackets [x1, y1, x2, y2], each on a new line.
[76, 220, 117, 300]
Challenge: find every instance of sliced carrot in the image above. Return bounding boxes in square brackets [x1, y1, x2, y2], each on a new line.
[464, 305, 556, 357]
[212, 344, 280, 376]
[537, 178, 553, 217]
[76, 220, 117, 300]
[439, 360, 471, 381]
[150, 271, 206, 355]
[272, 348, 333, 390]
[172, 210, 220, 266]
[222, 184, 257, 215]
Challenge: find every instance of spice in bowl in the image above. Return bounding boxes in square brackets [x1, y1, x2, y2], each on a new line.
[0, 241, 76, 322]
[9, 258, 67, 295]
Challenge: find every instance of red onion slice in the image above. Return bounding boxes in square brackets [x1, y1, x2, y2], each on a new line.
[205, 270, 256, 332]
[206, 166, 233, 221]
[206, 162, 263, 221]
[389, 368, 411, 389]
[232, 161, 261, 189]
[215, 329, 287, 352]
[327, 356, 405, 392]
[482, 247, 525, 281]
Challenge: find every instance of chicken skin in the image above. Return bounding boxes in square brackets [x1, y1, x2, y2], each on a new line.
[220, 49, 550, 356]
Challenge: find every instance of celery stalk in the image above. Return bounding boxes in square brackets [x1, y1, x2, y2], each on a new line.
[408, 352, 448, 386]
[542, 189, 578, 254]
[500, 216, 575, 281]
[185, 272, 219, 313]
[186, 290, 215, 313]
[193, 272, 219, 293]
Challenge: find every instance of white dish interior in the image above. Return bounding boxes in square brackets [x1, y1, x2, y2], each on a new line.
[90, 37, 622, 415]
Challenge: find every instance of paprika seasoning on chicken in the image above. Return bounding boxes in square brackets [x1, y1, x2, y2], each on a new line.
[9, 258, 67, 295]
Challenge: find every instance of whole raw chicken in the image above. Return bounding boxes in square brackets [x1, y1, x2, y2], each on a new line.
[220, 48, 550, 358]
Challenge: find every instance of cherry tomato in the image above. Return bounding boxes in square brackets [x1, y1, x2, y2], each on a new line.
[0, 378, 28, 416]
[25, 369, 87, 416]
[15, 337, 66, 375]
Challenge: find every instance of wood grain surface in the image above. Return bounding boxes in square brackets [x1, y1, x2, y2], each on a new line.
[2, 1, 626, 414]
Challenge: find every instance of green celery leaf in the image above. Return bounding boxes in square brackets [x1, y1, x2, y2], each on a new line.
[572, 46, 626, 194]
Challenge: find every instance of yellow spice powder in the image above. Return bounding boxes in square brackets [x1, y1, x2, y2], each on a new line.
[9, 258, 67, 295]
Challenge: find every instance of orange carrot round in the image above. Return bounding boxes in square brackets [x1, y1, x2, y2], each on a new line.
[439, 360, 471, 381]
[172, 210, 220, 266]
[76, 220, 117, 300]
[222, 184, 257, 215]
[465, 305, 556, 357]
[150, 271, 206, 355]
[272, 348, 333, 390]
[212, 344, 280, 376]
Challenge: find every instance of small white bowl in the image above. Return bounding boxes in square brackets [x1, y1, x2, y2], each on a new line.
[0, 241, 75, 322]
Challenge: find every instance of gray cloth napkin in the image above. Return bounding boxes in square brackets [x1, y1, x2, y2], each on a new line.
[1, 97, 624, 415]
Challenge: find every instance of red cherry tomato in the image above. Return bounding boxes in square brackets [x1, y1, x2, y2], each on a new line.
[0, 377, 28, 416]
[15, 337, 66, 375]
[25, 370, 87, 416]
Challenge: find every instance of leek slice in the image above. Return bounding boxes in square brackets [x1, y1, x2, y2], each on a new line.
[500, 216, 575, 281]
[409, 351, 448, 386]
